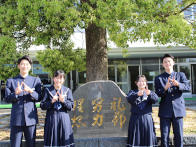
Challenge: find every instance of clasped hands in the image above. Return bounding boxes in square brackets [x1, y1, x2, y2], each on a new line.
[137, 86, 151, 96]
[51, 91, 65, 103]
[15, 81, 33, 95]
[164, 76, 179, 91]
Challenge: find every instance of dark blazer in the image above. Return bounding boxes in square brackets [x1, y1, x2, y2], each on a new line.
[40, 85, 74, 113]
[154, 71, 191, 118]
[127, 89, 159, 114]
[5, 75, 42, 126]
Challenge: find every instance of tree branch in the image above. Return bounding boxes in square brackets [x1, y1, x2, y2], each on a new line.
[164, 2, 196, 18]
[179, 2, 196, 14]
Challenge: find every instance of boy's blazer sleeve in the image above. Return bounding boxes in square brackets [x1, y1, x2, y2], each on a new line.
[30, 77, 42, 102]
[178, 72, 191, 92]
[154, 76, 167, 97]
[5, 79, 19, 103]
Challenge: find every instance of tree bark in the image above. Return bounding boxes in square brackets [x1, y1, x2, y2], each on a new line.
[85, 22, 108, 82]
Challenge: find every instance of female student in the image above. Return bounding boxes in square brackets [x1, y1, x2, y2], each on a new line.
[41, 70, 74, 147]
[126, 75, 158, 147]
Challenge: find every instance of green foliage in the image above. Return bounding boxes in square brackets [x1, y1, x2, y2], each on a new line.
[36, 41, 86, 77]
[1, 0, 196, 77]
[1, 0, 195, 49]
[106, 0, 196, 49]
[0, 0, 85, 76]
[122, 49, 129, 58]
[0, 36, 21, 81]
[0, 0, 80, 49]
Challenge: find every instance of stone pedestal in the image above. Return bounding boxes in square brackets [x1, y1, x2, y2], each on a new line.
[69, 80, 131, 139]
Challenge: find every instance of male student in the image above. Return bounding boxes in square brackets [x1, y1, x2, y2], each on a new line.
[154, 54, 191, 147]
[5, 55, 42, 147]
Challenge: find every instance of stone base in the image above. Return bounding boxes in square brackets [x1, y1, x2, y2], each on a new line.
[1, 135, 196, 147]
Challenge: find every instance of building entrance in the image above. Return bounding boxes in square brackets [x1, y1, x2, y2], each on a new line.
[128, 66, 140, 91]
[191, 64, 196, 94]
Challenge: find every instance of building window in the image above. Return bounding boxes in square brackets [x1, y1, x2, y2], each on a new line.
[32, 61, 51, 89]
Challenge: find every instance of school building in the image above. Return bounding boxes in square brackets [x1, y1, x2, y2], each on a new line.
[0, 29, 196, 103]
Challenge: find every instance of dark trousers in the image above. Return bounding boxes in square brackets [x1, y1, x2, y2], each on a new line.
[10, 125, 36, 147]
[160, 116, 183, 147]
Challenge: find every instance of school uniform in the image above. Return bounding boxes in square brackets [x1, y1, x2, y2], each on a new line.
[126, 89, 159, 147]
[5, 74, 42, 147]
[155, 71, 191, 147]
[40, 85, 74, 147]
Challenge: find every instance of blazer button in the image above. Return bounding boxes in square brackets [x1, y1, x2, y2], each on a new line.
[172, 101, 174, 103]
[24, 101, 26, 102]
[172, 94, 174, 96]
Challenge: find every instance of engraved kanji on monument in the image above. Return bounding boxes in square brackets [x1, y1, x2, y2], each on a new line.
[69, 80, 131, 138]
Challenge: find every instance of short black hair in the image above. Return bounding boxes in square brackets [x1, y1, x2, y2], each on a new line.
[161, 54, 174, 63]
[18, 55, 33, 65]
[53, 70, 65, 79]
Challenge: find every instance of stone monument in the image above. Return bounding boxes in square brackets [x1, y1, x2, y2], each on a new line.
[69, 80, 131, 139]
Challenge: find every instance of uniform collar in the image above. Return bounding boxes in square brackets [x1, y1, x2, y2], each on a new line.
[50, 85, 64, 96]
[50, 85, 57, 96]
[164, 71, 175, 76]
[18, 74, 29, 79]
[133, 89, 139, 92]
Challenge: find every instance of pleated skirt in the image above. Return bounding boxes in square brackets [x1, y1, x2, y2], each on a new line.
[127, 113, 158, 147]
[44, 112, 74, 147]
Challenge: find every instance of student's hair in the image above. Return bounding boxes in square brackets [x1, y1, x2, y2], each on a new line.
[135, 75, 148, 85]
[161, 54, 174, 63]
[18, 55, 33, 65]
[53, 70, 65, 79]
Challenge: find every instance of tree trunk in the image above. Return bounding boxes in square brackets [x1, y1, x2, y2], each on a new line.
[85, 22, 108, 82]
